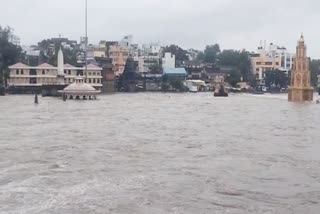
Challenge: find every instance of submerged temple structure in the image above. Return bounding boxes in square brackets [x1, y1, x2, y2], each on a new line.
[288, 34, 314, 102]
[59, 75, 100, 100]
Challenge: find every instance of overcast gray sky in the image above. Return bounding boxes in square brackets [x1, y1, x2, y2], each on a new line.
[1, 0, 320, 58]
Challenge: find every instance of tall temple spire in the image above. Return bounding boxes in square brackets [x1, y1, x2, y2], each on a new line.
[288, 35, 314, 102]
[57, 46, 64, 76]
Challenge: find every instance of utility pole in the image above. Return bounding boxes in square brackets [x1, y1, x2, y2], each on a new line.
[85, 0, 88, 82]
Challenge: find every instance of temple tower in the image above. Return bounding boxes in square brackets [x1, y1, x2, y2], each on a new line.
[288, 34, 314, 102]
[57, 46, 65, 85]
[57, 46, 64, 76]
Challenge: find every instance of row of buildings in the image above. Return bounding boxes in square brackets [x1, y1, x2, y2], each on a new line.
[250, 41, 295, 80]
[10, 34, 299, 94]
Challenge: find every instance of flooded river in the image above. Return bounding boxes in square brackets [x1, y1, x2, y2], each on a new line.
[0, 93, 320, 214]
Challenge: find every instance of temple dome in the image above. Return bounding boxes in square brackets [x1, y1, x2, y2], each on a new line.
[59, 76, 100, 96]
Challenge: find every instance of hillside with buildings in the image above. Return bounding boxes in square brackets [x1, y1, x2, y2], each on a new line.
[1, 26, 320, 94]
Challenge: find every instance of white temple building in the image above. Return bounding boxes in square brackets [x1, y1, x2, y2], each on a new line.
[59, 75, 100, 100]
[8, 47, 102, 93]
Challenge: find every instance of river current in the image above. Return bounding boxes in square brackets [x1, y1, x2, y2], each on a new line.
[0, 93, 320, 214]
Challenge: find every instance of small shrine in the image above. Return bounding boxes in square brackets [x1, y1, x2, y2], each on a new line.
[59, 75, 100, 100]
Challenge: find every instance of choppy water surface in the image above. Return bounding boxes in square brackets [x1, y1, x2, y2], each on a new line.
[0, 93, 320, 214]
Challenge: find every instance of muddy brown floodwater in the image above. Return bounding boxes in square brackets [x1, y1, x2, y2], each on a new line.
[0, 93, 320, 214]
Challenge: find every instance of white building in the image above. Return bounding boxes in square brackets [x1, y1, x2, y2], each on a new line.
[251, 41, 295, 80]
[119, 35, 133, 48]
[142, 42, 162, 55]
[137, 42, 163, 73]
[162, 52, 175, 69]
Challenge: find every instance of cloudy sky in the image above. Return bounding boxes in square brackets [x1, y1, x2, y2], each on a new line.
[1, 0, 320, 57]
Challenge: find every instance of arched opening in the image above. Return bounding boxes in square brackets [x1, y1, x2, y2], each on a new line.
[69, 95, 74, 100]
[75, 96, 80, 100]
[83, 95, 87, 100]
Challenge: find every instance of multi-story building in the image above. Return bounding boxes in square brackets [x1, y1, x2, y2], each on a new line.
[119, 35, 133, 48]
[138, 54, 161, 73]
[8, 48, 102, 93]
[109, 45, 129, 76]
[138, 42, 163, 73]
[162, 52, 175, 69]
[8, 63, 102, 89]
[22, 46, 41, 66]
[184, 61, 203, 79]
[251, 42, 295, 80]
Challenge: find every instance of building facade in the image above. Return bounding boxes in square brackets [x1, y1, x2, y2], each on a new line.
[8, 48, 102, 94]
[162, 52, 175, 69]
[109, 45, 129, 76]
[251, 42, 294, 80]
[138, 42, 163, 73]
[8, 63, 102, 89]
[288, 35, 313, 102]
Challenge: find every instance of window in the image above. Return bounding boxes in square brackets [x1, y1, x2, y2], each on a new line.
[30, 69, 37, 76]
[275, 62, 279, 66]
[64, 70, 67, 74]
[42, 70, 45, 75]
[68, 70, 71, 75]
[256, 68, 259, 72]
[93, 79, 96, 83]
[21, 70, 24, 75]
[89, 72, 92, 76]
[265, 62, 272, 65]
[256, 62, 262, 65]
[16, 70, 19, 75]
[89, 79, 91, 83]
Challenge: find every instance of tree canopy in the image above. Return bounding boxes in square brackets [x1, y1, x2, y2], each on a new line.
[0, 26, 22, 86]
[264, 69, 288, 89]
[38, 38, 78, 66]
[118, 57, 138, 92]
[163, 45, 188, 66]
[203, 44, 221, 64]
[225, 69, 242, 87]
[218, 49, 251, 81]
[309, 59, 320, 87]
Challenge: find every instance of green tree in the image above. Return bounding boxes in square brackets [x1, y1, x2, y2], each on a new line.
[0, 26, 22, 87]
[309, 59, 320, 87]
[225, 69, 242, 87]
[38, 38, 78, 65]
[204, 44, 220, 64]
[264, 69, 288, 89]
[218, 49, 251, 81]
[118, 57, 137, 92]
[196, 51, 205, 61]
[163, 45, 188, 66]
